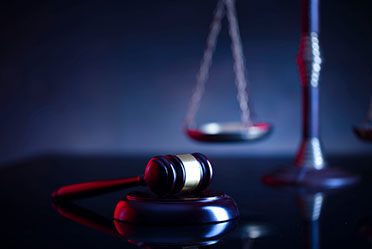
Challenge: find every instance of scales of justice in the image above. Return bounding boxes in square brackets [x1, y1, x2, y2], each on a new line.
[184, 0, 359, 188]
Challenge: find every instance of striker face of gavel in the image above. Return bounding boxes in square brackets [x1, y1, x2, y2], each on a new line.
[144, 153, 213, 196]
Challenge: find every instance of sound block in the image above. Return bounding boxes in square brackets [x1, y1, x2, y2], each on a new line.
[113, 190, 239, 225]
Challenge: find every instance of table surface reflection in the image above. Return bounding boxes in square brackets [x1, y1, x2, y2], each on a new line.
[0, 154, 371, 249]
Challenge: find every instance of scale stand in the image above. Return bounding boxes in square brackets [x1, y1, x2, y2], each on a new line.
[353, 97, 372, 142]
[263, 0, 359, 189]
[184, 0, 271, 142]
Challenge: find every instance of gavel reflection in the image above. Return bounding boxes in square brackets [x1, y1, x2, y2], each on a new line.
[53, 153, 213, 200]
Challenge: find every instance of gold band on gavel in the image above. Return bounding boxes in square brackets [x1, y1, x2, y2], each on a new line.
[176, 154, 203, 192]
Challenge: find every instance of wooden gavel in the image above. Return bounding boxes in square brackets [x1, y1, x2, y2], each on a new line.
[52, 153, 213, 200]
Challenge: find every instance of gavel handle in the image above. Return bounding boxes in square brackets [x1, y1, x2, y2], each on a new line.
[52, 175, 145, 200]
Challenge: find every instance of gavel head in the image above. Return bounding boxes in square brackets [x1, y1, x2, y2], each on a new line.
[144, 153, 213, 196]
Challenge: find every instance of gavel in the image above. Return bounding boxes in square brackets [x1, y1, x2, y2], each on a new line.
[52, 153, 213, 200]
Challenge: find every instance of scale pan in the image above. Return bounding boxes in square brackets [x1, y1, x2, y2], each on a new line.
[353, 124, 372, 142]
[186, 122, 271, 142]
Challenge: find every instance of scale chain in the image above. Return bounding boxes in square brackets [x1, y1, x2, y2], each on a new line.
[225, 0, 252, 125]
[184, 0, 225, 127]
[184, 0, 252, 127]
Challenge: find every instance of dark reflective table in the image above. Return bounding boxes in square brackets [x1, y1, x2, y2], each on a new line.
[0, 155, 371, 248]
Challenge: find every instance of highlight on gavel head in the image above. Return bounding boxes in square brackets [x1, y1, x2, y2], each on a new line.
[144, 153, 213, 196]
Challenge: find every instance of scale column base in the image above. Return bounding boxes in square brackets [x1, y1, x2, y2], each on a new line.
[262, 137, 359, 189]
[262, 166, 359, 189]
